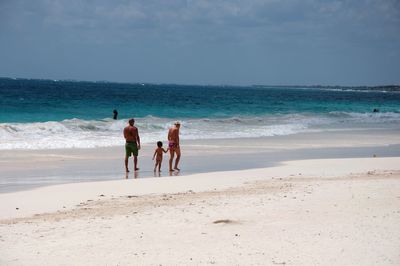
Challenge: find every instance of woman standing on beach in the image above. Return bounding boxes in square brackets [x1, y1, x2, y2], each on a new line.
[168, 121, 181, 172]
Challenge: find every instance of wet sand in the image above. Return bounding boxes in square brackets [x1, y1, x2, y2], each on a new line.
[1, 127, 399, 192]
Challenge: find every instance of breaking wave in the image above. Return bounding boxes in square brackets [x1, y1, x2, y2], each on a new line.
[0, 112, 399, 150]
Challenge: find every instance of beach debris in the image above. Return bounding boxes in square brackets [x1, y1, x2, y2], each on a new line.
[15, 207, 19, 210]
[213, 219, 235, 224]
[127, 195, 138, 199]
[99, 194, 105, 197]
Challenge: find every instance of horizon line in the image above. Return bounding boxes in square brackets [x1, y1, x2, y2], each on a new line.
[1, 76, 399, 88]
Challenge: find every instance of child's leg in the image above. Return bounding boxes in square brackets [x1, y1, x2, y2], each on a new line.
[154, 161, 158, 172]
[158, 158, 162, 172]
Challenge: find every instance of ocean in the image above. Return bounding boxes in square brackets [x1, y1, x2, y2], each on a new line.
[1, 78, 399, 150]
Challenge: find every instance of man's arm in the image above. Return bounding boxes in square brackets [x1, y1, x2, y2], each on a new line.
[136, 128, 141, 149]
[123, 127, 127, 140]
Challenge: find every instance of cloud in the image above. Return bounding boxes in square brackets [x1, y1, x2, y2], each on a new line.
[3, 0, 399, 41]
[1, 0, 399, 85]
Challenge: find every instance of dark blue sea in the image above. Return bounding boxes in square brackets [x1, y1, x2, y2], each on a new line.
[1, 78, 399, 150]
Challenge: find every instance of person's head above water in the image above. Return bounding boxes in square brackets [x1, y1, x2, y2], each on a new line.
[157, 141, 163, 148]
[174, 121, 181, 128]
[128, 118, 135, 126]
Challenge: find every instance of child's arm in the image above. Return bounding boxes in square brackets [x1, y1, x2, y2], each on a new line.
[152, 150, 157, 160]
[163, 148, 169, 153]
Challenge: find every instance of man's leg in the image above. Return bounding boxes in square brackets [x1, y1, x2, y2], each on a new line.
[169, 149, 175, 171]
[133, 155, 139, 171]
[125, 155, 129, 172]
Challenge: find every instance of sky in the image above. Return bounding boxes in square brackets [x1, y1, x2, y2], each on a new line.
[0, 0, 399, 86]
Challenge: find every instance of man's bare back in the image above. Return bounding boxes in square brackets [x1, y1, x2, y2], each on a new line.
[124, 125, 139, 142]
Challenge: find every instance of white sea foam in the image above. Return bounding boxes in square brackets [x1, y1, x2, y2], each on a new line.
[0, 113, 399, 150]
[328, 111, 400, 123]
[293, 87, 400, 93]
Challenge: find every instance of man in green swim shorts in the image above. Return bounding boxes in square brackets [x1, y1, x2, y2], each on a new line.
[124, 118, 141, 172]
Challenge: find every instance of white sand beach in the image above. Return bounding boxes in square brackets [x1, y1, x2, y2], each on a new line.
[1, 129, 400, 265]
[2, 0, 400, 264]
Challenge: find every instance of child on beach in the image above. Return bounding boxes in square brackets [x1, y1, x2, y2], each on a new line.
[152, 141, 168, 172]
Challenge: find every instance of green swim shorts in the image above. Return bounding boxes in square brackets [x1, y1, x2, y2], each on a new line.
[125, 142, 138, 157]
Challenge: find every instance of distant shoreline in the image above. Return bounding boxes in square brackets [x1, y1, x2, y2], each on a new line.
[1, 76, 399, 89]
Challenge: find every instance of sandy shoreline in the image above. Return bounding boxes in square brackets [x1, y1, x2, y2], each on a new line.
[1, 157, 400, 265]
[1, 127, 400, 193]
[1, 128, 400, 265]
[0, 156, 399, 220]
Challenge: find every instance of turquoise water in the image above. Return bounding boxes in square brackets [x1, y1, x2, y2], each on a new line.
[1, 78, 400, 122]
[0, 78, 399, 149]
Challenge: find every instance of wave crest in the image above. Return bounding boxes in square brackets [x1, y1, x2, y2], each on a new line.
[1, 112, 399, 150]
